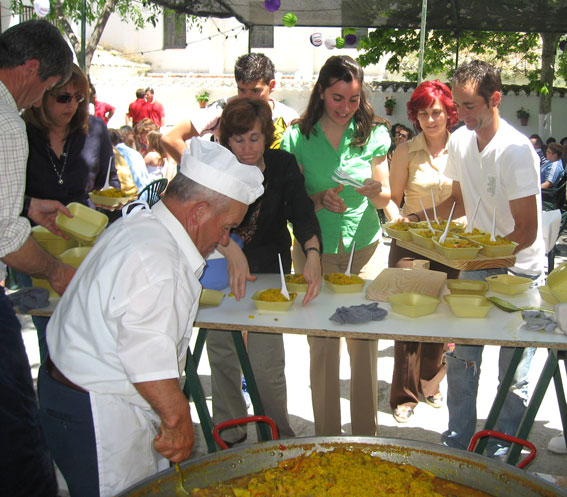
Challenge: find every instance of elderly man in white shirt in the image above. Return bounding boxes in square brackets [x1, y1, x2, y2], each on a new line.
[39, 138, 264, 497]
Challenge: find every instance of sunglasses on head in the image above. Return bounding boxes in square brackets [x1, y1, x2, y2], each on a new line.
[52, 93, 85, 104]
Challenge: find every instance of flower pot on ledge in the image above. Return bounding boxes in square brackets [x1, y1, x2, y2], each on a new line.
[520, 118, 528, 126]
[385, 107, 393, 115]
[199, 101, 207, 109]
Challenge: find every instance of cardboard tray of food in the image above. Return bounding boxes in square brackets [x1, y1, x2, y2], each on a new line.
[396, 239, 515, 270]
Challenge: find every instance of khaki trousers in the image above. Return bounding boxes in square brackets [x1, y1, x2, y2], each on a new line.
[293, 238, 384, 436]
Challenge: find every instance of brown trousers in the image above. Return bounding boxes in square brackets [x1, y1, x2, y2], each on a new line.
[388, 239, 458, 409]
[294, 238, 384, 436]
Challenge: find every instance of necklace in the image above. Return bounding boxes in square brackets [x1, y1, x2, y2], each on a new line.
[46, 140, 69, 185]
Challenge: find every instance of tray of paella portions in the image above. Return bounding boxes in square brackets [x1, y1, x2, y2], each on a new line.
[383, 220, 516, 270]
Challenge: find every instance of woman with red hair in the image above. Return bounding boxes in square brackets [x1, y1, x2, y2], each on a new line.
[383, 80, 459, 423]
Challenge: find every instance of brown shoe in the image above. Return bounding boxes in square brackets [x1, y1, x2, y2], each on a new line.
[425, 393, 443, 408]
[393, 405, 414, 423]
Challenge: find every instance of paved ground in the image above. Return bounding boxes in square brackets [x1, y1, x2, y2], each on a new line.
[20, 235, 567, 492]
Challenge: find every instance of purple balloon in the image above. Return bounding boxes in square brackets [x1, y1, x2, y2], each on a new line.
[264, 0, 281, 12]
[345, 34, 357, 45]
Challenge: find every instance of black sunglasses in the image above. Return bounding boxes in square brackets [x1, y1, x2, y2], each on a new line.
[52, 93, 85, 104]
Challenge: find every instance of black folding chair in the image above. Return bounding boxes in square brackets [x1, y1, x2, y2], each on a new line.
[137, 178, 168, 207]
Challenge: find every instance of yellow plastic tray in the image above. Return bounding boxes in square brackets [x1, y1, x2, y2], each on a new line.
[485, 274, 532, 295]
[538, 285, 560, 306]
[199, 289, 225, 306]
[432, 237, 482, 260]
[56, 202, 108, 244]
[252, 290, 297, 311]
[89, 190, 135, 208]
[324, 274, 365, 293]
[409, 229, 442, 249]
[383, 221, 417, 241]
[465, 235, 518, 257]
[31, 225, 77, 256]
[446, 279, 488, 295]
[388, 292, 440, 317]
[284, 274, 308, 293]
[444, 294, 493, 318]
[58, 246, 92, 268]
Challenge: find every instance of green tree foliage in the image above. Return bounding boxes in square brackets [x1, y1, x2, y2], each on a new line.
[357, 28, 541, 83]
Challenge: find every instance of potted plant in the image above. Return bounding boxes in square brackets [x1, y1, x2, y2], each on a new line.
[516, 107, 530, 126]
[384, 96, 397, 115]
[196, 90, 210, 109]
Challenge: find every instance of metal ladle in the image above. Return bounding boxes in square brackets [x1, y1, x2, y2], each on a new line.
[175, 463, 189, 496]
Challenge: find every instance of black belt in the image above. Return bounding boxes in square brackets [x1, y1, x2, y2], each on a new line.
[46, 356, 87, 393]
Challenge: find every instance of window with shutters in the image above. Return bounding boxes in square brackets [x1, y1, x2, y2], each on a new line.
[250, 25, 274, 49]
[163, 11, 186, 49]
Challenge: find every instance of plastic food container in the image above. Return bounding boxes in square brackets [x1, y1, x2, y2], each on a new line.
[485, 274, 532, 295]
[199, 289, 225, 306]
[31, 225, 77, 256]
[538, 285, 560, 306]
[383, 221, 418, 241]
[432, 237, 482, 260]
[388, 292, 441, 317]
[56, 202, 108, 244]
[444, 294, 493, 318]
[31, 277, 58, 298]
[89, 189, 134, 208]
[285, 274, 308, 293]
[58, 246, 92, 268]
[324, 274, 365, 293]
[252, 290, 297, 311]
[446, 279, 489, 295]
[409, 229, 442, 249]
[547, 262, 567, 302]
[465, 235, 518, 257]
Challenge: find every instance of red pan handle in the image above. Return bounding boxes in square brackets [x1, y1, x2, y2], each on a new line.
[468, 430, 537, 469]
[212, 415, 279, 450]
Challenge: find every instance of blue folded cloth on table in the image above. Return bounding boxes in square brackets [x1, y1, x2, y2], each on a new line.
[7, 287, 50, 313]
[522, 305, 567, 335]
[330, 302, 388, 325]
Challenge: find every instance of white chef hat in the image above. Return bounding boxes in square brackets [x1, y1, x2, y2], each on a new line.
[179, 138, 264, 205]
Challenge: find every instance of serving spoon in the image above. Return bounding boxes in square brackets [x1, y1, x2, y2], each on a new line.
[175, 463, 189, 496]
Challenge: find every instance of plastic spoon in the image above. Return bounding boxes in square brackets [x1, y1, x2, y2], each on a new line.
[490, 207, 497, 242]
[345, 241, 356, 277]
[278, 253, 290, 300]
[419, 197, 435, 233]
[465, 198, 481, 234]
[431, 189, 439, 224]
[439, 202, 456, 244]
[102, 156, 112, 190]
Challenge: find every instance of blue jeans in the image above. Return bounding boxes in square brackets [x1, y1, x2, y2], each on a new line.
[441, 268, 538, 454]
[38, 366, 99, 497]
[0, 288, 57, 497]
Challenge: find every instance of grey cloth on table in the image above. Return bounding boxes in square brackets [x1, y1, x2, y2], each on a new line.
[521, 307, 567, 335]
[7, 287, 50, 313]
[330, 302, 388, 325]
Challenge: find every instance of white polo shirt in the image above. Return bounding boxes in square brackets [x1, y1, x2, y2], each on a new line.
[47, 201, 205, 408]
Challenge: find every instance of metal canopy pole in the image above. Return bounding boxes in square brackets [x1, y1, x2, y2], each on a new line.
[417, 0, 428, 84]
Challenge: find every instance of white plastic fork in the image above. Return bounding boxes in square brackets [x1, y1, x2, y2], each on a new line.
[332, 175, 363, 189]
[419, 197, 435, 233]
[439, 202, 456, 244]
[278, 253, 290, 300]
[490, 207, 497, 242]
[332, 168, 364, 188]
[345, 241, 356, 277]
[465, 198, 481, 234]
[430, 189, 439, 224]
[102, 156, 112, 190]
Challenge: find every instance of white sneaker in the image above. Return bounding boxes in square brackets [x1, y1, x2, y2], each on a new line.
[548, 434, 567, 454]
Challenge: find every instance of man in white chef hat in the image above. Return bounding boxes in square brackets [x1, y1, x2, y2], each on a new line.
[40, 138, 264, 497]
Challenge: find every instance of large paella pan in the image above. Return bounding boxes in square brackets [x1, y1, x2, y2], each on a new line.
[116, 437, 563, 497]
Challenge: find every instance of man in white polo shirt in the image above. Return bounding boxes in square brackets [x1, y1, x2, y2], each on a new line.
[39, 139, 264, 497]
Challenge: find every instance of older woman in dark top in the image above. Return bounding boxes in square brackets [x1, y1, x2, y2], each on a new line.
[20, 63, 119, 362]
[23, 63, 118, 211]
[205, 97, 322, 445]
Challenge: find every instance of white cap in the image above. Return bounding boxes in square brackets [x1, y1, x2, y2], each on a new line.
[179, 138, 264, 205]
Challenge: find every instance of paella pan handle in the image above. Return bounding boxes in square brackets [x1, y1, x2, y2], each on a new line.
[212, 415, 279, 450]
[467, 430, 537, 469]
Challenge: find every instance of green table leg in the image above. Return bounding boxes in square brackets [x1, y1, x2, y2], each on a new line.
[183, 338, 218, 453]
[231, 331, 271, 442]
[507, 349, 561, 465]
[476, 347, 525, 455]
[192, 328, 207, 366]
[556, 351, 567, 438]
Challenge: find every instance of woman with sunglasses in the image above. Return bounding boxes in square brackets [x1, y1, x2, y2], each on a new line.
[20, 63, 119, 363]
[23, 63, 119, 211]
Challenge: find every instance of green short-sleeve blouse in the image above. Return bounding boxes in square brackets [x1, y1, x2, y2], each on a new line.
[281, 120, 391, 254]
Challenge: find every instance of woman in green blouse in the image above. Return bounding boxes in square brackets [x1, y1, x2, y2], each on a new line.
[281, 55, 391, 436]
